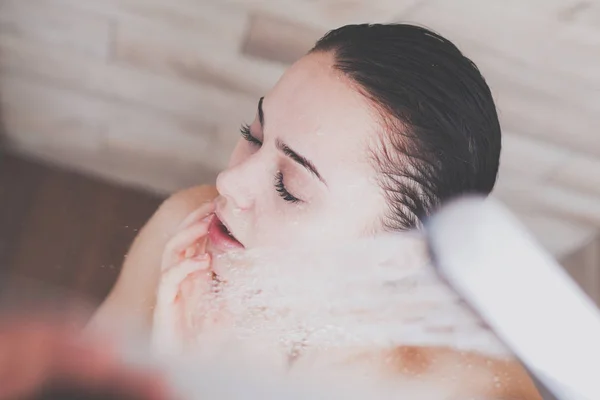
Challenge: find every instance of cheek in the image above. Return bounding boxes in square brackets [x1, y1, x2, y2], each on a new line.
[249, 203, 311, 248]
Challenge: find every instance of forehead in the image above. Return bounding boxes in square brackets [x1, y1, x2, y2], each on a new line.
[263, 52, 381, 168]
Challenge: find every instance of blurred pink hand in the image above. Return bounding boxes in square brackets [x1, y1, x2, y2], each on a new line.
[0, 314, 172, 400]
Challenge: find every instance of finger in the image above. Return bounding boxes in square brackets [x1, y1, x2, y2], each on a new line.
[155, 255, 213, 352]
[176, 202, 215, 231]
[157, 254, 210, 320]
[159, 255, 212, 303]
[179, 269, 223, 340]
[154, 254, 212, 354]
[162, 220, 212, 271]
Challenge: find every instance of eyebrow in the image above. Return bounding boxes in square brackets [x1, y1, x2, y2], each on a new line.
[276, 138, 325, 184]
[258, 97, 265, 127]
[258, 97, 326, 185]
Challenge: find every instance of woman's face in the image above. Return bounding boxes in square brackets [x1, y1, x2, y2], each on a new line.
[211, 52, 388, 253]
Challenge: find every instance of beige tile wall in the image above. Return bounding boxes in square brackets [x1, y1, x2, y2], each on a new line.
[1, 0, 599, 260]
[0, 0, 281, 193]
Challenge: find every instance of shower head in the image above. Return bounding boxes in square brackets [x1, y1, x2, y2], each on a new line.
[426, 196, 600, 400]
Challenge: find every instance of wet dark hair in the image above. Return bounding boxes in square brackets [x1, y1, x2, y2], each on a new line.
[311, 24, 501, 230]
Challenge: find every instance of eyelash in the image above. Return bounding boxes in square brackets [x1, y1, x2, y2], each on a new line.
[240, 124, 262, 146]
[240, 124, 301, 204]
[274, 171, 301, 204]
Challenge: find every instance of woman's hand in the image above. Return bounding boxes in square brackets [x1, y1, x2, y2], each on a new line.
[0, 315, 172, 400]
[89, 185, 218, 334]
[152, 203, 215, 355]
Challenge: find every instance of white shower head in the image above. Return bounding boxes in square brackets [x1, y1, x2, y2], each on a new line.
[427, 196, 600, 400]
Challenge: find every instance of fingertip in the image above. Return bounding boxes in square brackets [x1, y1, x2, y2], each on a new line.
[183, 246, 197, 259]
[177, 203, 215, 231]
[200, 211, 215, 223]
[193, 252, 211, 262]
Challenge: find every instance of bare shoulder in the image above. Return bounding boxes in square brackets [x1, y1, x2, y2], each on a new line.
[383, 346, 542, 400]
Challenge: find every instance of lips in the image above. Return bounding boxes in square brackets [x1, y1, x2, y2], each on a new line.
[207, 213, 244, 253]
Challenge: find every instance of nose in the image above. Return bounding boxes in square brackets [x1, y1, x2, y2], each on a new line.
[216, 156, 262, 211]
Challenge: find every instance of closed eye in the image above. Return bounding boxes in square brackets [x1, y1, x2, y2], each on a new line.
[274, 171, 301, 203]
[240, 124, 262, 146]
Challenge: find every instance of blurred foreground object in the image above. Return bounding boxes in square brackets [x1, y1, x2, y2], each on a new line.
[0, 312, 171, 400]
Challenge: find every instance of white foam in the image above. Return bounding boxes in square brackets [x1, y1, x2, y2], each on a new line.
[144, 207, 544, 398]
[203, 233, 508, 358]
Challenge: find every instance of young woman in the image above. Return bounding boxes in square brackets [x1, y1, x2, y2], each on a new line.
[92, 24, 541, 399]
